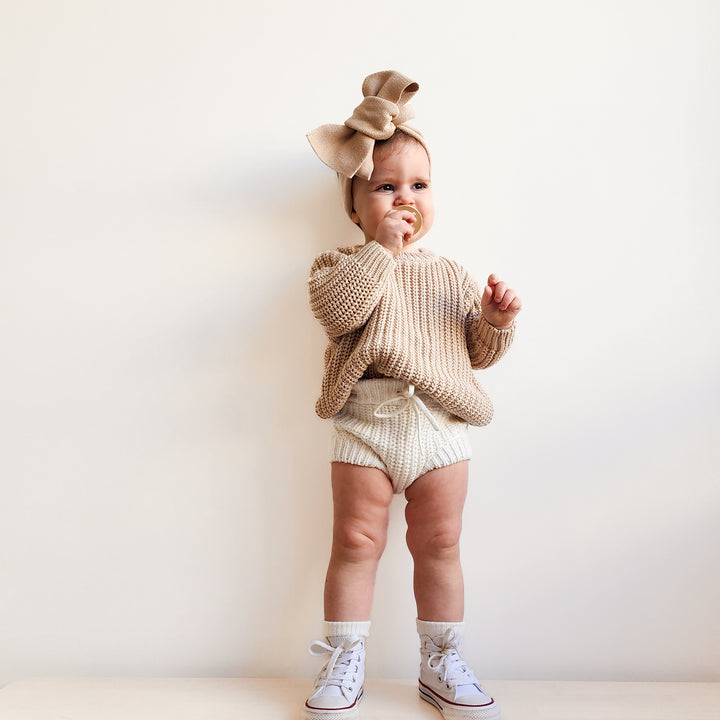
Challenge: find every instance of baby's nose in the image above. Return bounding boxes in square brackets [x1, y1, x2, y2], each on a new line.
[394, 190, 413, 205]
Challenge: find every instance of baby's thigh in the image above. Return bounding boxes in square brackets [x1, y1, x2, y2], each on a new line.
[404, 461, 469, 549]
[330, 462, 394, 548]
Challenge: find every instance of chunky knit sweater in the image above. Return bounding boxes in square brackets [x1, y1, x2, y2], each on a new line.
[308, 241, 515, 426]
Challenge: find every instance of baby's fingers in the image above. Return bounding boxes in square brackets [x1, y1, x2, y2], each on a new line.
[501, 292, 522, 313]
[498, 288, 517, 311]
[481, 283, 494, 307]
[492, 280, 508, 304]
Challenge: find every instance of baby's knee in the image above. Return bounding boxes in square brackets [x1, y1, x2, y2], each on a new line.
[406, 521, 461, 560]
[333, 523, 388, 563]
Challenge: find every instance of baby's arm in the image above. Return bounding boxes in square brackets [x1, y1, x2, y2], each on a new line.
[464, 273, 520, 369]
[308, 242, 394, 338]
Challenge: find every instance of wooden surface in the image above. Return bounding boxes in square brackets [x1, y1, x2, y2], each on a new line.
[0, 677, 718, 719]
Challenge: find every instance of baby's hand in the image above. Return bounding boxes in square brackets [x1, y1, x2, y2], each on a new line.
[375, 209, 417, 256]
[481, 273, 522, 329]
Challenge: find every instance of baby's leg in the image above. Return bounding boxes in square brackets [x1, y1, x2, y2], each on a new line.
[324, 462, 394, 621]
[404, 461, 468, 621]
[405, 463, 502, 717]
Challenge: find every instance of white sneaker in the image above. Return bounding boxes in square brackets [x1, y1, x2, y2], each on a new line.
[418, 629, 501, 720]
[302, 636, 365, 720]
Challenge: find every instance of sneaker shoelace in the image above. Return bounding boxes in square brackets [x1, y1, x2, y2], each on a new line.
[423, 629, 480, 692]
[309, 637, 364, 698]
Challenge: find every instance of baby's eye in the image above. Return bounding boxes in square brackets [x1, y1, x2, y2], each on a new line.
[375, 184, 394, 192]
[413, 182, 428, 190]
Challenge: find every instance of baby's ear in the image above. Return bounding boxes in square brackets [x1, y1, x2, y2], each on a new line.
[350, 209, 360, 225]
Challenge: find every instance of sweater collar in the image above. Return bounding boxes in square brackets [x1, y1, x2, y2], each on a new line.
[345, 243, 437, 262]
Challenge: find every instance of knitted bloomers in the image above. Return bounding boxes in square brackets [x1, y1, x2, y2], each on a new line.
[330, 378, 472, 494]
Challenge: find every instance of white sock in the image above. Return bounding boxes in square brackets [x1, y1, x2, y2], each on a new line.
[417, 619, 465, 642]
[324, 620, 371, 646]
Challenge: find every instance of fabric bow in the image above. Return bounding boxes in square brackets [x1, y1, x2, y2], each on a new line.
[307, 70, 425, 181]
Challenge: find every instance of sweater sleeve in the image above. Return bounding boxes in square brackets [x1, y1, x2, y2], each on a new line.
[464, 274, 516, 369]
[308, 241, 395, 339]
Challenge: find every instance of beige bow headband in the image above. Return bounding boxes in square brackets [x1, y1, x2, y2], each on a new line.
[307, 70, 429, 219]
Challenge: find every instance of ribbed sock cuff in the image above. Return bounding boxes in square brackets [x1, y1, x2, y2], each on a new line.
[416, 619, 465, 639]
[324, 620, 371, 640]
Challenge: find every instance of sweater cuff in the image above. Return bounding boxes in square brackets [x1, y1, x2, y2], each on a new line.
[475, 314, 516, 353]
[351, 240, 395, 278]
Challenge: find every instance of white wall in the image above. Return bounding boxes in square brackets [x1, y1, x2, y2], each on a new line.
[1, 0, 718, 686]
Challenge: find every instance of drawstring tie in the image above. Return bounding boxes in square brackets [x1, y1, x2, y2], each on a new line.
[373, 383, 440, 429]
[373, 384, 440, 456]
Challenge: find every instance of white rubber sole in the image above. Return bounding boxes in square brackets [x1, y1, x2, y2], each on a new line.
[301, 687, 363, 720]
[419, 682, 501, 720]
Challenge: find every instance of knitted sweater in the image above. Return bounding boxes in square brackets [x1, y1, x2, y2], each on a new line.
[308, 241, 515, 426]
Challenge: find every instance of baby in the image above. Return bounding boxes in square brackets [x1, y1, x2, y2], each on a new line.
[303, 71, 521, 720]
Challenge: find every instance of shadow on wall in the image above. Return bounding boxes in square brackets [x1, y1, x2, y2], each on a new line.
[211, 156, 363, 672]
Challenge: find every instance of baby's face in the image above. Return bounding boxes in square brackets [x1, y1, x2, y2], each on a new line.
[350, 142, 434, 246]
